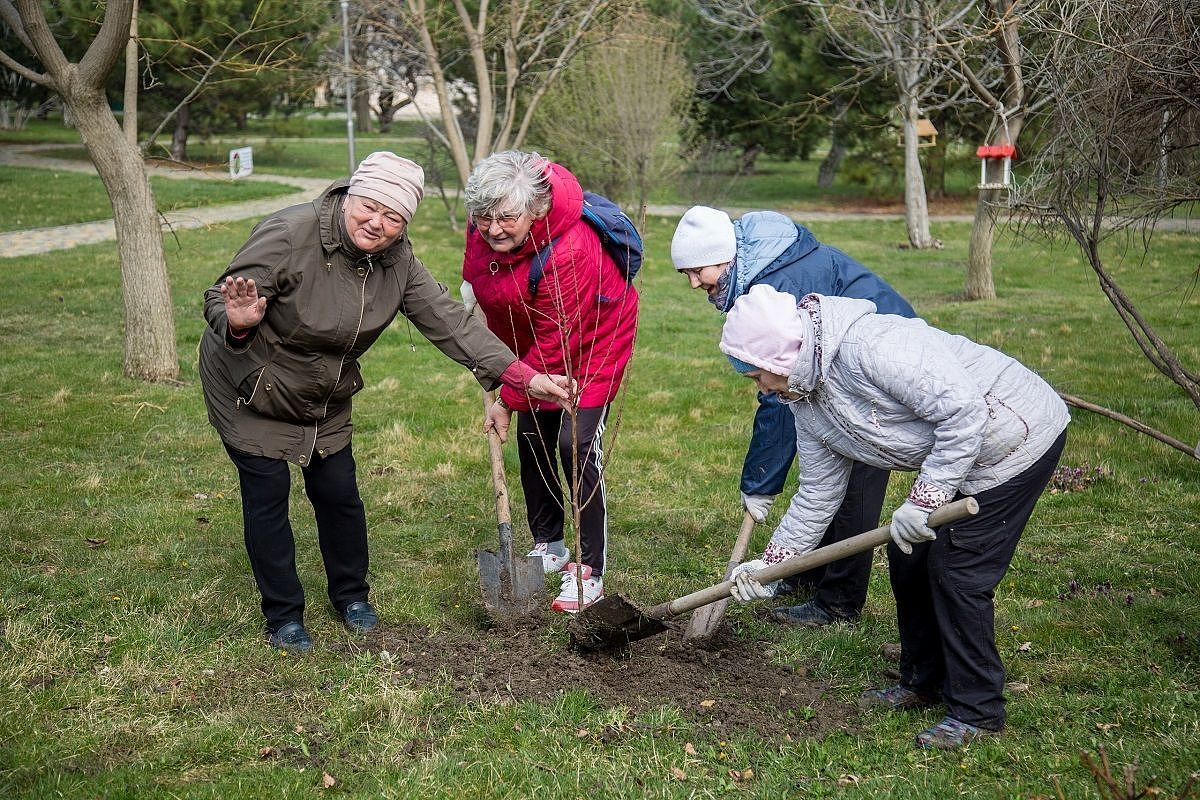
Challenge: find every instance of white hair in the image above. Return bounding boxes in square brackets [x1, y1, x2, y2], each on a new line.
[463, 150, 552, 218]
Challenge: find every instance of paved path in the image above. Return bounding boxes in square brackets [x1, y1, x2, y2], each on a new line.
[2, 142, 1193, 258]
[1, 143, 328, 258]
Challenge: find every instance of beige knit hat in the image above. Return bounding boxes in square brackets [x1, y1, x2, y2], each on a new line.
[348, 151, 425, 222]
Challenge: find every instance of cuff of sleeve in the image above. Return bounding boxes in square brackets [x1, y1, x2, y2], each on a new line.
[763, 540, 799, 565]
[498, 360, 539, 411]
[908, 479, 952, 511]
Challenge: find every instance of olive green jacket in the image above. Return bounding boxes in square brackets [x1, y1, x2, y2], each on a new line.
[199, 181, 515, 466]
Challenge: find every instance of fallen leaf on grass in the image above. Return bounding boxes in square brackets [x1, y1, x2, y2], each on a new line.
[1006, 681, 1030, 693]
[1096, 722, 1120, 732]
[1017, 641, 1032, 652]
[321, 772, 336, 789]
[684, 742, 697, 756]
[1026, 599, 1044, 608]
[259, 746, 279, 759]
[85, 538, 108, 548]
[838, 775, 860, 786]
[699, 699, 716, 708]
[728, 768, 754, 782]
[670, 767, 687, 781]
[575, 728, 589, 738]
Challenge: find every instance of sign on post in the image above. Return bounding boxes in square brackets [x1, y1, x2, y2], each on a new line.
[228, 146, 254, 179]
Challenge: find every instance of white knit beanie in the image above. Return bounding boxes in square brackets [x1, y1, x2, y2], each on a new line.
[670, 206, 736, 271]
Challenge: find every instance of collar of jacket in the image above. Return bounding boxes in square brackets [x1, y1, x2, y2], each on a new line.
[317, 179, 409, 269]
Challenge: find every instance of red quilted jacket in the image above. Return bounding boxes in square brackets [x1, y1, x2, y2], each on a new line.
[462, 162, 639, 411]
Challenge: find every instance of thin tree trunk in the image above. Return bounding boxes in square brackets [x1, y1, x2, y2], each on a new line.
[901, 100, 936, 248]
[354, 90, 372, 133]
[170, 100, 189, 162]
[122, 0, 137, 146]
[72, 90, 177, 381]
[817, 141, 845, 189]
[965, 190, 999, 299]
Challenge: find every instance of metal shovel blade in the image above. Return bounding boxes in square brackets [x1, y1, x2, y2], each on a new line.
[477, 522, 545, 618]
[568, 592, 668, 650]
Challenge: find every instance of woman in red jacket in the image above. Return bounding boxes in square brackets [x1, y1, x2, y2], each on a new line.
[461, 151, 640, 613]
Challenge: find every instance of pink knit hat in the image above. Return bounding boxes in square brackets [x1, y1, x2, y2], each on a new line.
[719, 284, 805, 376]
[348, 151, 425, 222]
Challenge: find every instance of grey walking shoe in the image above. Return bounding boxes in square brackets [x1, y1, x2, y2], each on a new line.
[915, 716, 996, 750]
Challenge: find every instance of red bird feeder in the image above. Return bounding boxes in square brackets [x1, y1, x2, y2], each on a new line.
[977, 143, 1016, 189]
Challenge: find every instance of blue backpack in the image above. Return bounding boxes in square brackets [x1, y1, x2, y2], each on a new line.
[528, 192, 643, 298]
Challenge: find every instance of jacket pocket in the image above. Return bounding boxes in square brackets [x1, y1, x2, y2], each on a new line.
[237, 361, 318, 422]
[324, 360, 365, 409]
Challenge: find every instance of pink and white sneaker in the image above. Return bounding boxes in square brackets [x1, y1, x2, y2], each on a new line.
[528, 542, 570, 575]
[551, 563, 603, 613]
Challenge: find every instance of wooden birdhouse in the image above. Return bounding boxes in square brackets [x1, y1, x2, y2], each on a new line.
[916, 118, 938, 148]
[977, 143, 1016, 189]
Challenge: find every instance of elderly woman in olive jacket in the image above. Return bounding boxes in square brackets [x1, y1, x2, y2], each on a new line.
[200, 152, 569, 653]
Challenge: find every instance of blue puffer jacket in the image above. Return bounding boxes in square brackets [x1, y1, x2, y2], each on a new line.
[727, 212, 917, 495]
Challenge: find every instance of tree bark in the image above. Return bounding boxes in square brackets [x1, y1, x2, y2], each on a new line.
[901, 100, 937, 248]
[354, 89, 372, 132]
[817, 141, 845, 189]
[122, 0, 137, 146]
[170, 99, 189, 161]
[965, 189, 999, 299]
[73, 88, 178, 381]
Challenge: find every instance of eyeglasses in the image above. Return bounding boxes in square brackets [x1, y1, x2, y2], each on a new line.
[472, 210, 527, 229]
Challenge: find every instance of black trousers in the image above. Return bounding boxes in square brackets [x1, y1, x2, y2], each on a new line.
[791, 461, 891, 618]
[516, 406, 609, 576]
[888, 430, 1067, 730]
[224, 443, 370, 631]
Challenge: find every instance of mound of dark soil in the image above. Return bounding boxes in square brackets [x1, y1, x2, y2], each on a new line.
[352, 616, 857, 740]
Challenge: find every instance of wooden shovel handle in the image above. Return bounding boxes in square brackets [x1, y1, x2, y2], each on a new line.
[483, 389, 511, 527]
[656, 497, 979, 619]
[683, 510, 758, 640]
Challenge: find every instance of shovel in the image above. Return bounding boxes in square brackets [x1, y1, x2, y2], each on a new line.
[683, 510, 757, 643]
[569, 497, 979, 650]
[476, 388, 545, 618]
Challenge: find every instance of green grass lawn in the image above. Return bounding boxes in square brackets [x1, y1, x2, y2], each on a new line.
[0, 165, 298, 231]
[0, 207, 1197, 798]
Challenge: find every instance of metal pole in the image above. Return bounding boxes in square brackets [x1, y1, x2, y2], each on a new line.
[340, 0, 356, 174]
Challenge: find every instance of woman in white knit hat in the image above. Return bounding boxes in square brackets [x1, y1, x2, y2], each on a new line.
[720, 284, 1069, 749]
[670, 205, 916, 629]
[200, 151, 571, 653]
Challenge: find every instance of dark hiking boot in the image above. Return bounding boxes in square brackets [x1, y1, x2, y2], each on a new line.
[770, 600, 840, 628]
[857, 684, 940, 711]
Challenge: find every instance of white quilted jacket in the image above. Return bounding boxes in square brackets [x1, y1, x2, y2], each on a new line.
[769, 294, 1069, 554]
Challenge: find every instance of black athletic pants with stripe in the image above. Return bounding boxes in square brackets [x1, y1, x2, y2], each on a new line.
[516, 406, 609, 577]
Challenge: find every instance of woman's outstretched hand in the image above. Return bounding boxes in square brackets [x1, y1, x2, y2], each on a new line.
[526, 373, 575, 407]
[219, 276, 267, 332]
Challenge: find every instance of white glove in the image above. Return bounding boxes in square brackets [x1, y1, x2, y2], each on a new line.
[460, 280, 477, 314]
[728, 559, 780, 603]
[741, 492, 775, 524]
[889, 501, 937, 555]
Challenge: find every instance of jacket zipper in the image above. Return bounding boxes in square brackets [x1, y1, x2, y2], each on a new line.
[319, 256, 371, 422]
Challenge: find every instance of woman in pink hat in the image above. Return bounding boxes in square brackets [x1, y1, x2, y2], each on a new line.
[200, 151, 571, 652]
[720, 284, 1068, 750]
